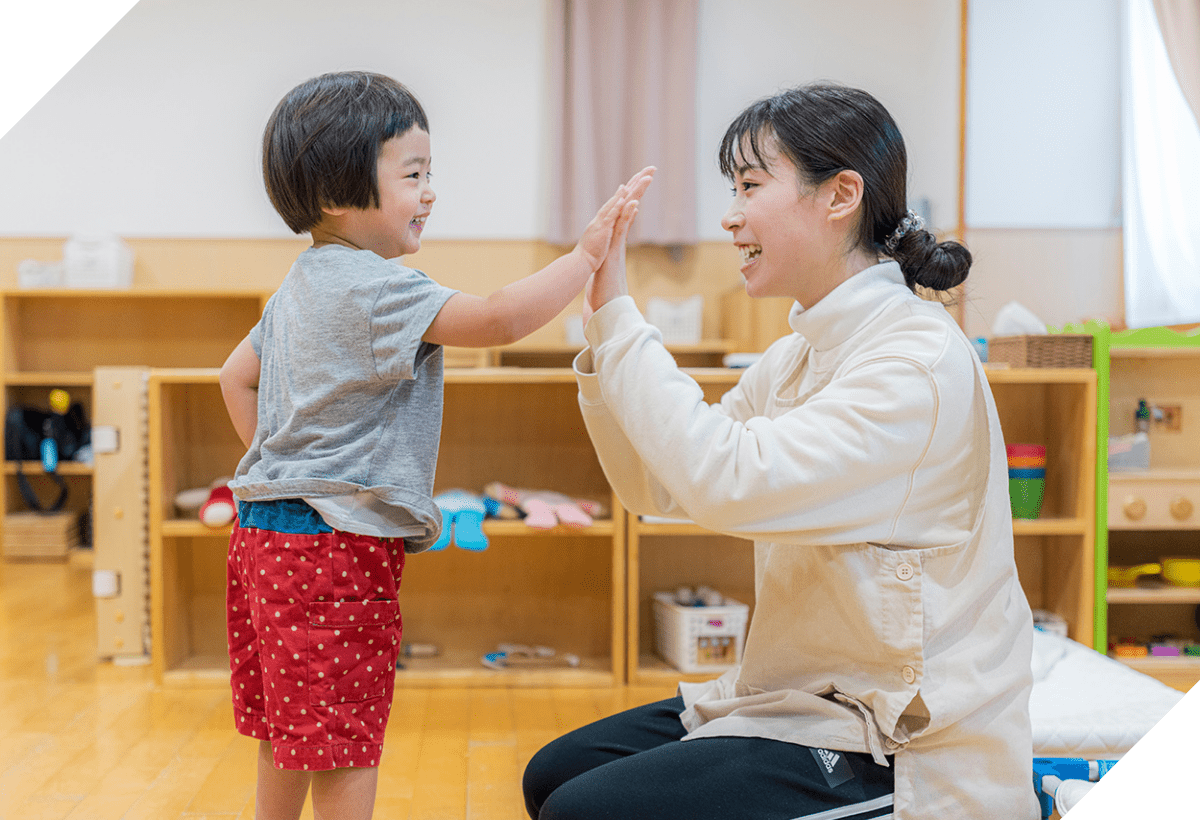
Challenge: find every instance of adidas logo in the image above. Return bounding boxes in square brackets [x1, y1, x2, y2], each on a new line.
[816, 748, 840, 774]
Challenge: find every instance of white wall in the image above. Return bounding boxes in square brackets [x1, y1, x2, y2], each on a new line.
[694, 0, 961, 239]
[0, 0, 962, 242]
[966, 0, 1122, 228]
[0, 0, 549, 239]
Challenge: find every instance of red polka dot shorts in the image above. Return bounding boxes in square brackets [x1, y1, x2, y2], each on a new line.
[227, 524, 405, 771]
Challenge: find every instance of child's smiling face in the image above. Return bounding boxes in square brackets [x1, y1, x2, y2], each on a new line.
[319, 126, 435, 259]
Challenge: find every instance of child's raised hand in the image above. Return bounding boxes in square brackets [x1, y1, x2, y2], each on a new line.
[575, 167, 655, 271]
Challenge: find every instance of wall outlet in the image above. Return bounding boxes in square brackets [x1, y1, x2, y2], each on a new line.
[1156, 405, 1182, 432]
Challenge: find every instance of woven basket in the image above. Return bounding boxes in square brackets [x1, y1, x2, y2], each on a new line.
[988, 334, 1093, 369]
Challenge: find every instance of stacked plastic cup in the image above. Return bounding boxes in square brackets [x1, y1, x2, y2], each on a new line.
[1007, 444, 1046, 519]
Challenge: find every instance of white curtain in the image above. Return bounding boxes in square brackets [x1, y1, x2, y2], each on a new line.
[1122, 0, 1200, 327]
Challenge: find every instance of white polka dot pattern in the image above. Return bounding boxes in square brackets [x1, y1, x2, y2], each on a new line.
[226, 522, 404, 771]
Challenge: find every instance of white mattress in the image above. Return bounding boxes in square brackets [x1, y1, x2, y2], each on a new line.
[1028, 628, 1184, 758]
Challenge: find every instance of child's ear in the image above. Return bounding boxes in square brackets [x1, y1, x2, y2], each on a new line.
[321, 204, 349, 217]
[826, 170, 864, 223]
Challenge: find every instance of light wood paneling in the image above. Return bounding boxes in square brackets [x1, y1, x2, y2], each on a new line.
[0, 236, 748, 349]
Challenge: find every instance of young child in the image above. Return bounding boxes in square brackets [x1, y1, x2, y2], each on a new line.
[219, 70, 651, 820]
[524, 84, 1039, 820]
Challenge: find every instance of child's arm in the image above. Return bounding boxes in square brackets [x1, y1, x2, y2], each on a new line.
[219, 336, 260, 449]
[422, 167, 653, 348]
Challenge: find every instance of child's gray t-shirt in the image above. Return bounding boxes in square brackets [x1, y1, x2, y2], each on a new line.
[229, 244, 458, 553]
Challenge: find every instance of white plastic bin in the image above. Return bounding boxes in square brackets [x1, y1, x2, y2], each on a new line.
[63, 234, 134, 289]
[646, 296, 703, 345]
[653, 591, 748, 673]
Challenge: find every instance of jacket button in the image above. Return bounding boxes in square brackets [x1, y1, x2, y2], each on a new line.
[901, 665, 916, 684]
[896, 562, 914, 581]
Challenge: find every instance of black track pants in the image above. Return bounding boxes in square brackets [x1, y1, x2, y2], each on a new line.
[523, 696, 896, 820]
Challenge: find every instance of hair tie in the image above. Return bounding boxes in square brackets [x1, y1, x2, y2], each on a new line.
[884, 211, 925, 254]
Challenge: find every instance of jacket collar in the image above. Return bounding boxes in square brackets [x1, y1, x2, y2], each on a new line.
[787, 261, 911, 352]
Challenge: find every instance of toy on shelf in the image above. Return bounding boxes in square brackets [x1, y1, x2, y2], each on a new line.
[483, 481, 607, 530]
[481, 642, 580, 670]
[430, 489, 496, 551]
[173, 477, 236, 527]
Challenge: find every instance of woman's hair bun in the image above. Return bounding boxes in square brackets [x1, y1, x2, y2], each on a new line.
[892, 230, 972, 292]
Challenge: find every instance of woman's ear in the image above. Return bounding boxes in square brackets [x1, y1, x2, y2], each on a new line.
[826, 169, 864, 223]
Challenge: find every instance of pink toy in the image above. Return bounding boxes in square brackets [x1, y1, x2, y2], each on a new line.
[483, 482, 607, 530]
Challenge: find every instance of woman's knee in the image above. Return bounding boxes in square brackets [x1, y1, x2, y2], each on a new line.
[535, 774, 607, 820]
[522, 735, 581, 819]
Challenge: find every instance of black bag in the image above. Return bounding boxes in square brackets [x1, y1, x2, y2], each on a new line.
[4, 402, 90, 513]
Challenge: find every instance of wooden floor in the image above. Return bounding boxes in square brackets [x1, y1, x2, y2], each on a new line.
[0, 554, 676, 820]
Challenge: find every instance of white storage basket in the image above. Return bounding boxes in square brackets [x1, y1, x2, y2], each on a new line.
[63, 233, 134, 289]
[652, 591, 749, 673]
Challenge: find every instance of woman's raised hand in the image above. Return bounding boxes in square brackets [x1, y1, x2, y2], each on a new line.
[584, 167, 653, 325]
[575, 167, 655, 273]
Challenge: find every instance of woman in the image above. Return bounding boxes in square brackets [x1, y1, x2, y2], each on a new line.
[523, 84, 1039, 820]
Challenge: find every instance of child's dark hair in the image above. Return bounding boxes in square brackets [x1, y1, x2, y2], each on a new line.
[718, 83, 971, 293]
[263, 71, 429, 234]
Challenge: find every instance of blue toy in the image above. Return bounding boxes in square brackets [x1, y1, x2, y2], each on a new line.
[1032, 757, 1118, 819]
[429, 489, 500, 551]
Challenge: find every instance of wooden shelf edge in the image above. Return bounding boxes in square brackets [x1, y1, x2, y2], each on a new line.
[148, 368, 222, 383]
[394, 667, 616, 688]
[1109, 468, 1200, 483]
[1107, 586, 1200, 604]
[1, 288, 269, 299]
[162, 656, 618, 688]
[633, 655, 731, 686]
[443, 366, 745, 385]
[1012, 517, 1088, 536]
[4, 371, 95, 387]
[4, 461, 92, 476]
[159, 518, 616, 539]
[984, 367, 1096, 385]
[161, 520, 233, 538]
[1110, 346, 1200, 358]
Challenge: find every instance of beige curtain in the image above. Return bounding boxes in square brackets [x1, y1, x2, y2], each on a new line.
[546, 0, 698, 246]
[1152, 0, 1200, 126]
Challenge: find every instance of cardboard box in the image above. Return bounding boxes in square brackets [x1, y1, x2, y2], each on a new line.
[4, 511, 80, 560]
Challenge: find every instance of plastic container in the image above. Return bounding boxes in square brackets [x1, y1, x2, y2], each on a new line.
[1107, 432, 1150, 472]
[1161, 557, 1200, 587]
[63, 233, 134, 289]
[1107, 563, 1162, 588]
[652, 591, 748, 673]
[1010, 477, 1045, 519]
[645, 296, 703, 345]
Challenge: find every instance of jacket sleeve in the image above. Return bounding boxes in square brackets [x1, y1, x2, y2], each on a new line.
[576, 296, 943, 546]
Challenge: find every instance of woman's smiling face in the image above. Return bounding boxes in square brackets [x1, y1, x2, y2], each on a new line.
[720, 133, 869, 309]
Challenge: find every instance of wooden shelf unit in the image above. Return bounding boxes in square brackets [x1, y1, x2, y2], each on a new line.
[0, 289, 268, 550]
[148, 367, 629, 688]
[623, 366, 1097, 683]
[1092, 325, 1200, 691]
[2, 283, 1103, 692]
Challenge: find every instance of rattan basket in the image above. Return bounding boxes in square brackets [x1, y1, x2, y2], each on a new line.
[987, 334, 1093, 369]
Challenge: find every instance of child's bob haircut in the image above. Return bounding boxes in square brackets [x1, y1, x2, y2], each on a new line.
[263, 71, 429, 234]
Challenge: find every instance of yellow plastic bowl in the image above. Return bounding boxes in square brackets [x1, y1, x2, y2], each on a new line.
[1107, 563, 1162, 588]
[1161, 557, 1200, 588]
